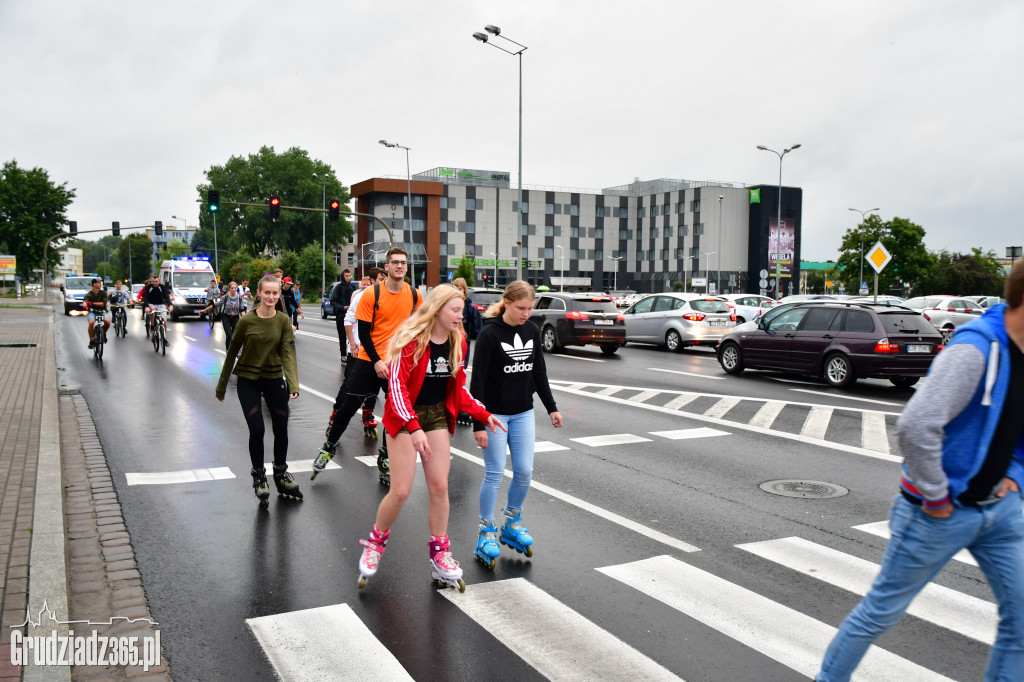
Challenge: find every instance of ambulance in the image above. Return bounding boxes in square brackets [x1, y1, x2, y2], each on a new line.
[159, 257, 217, 320]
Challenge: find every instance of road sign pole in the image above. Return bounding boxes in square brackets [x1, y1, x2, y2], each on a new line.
[874, 272, 878, 304]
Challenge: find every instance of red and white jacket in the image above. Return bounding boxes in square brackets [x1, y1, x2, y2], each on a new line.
[383, 334, 491, 438]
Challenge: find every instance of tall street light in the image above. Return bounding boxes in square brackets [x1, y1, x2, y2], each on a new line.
[757, 143, 801, 299]
[555, 245, 564, 291]
[849, 207, 879, 295]
[701, 250, 716, 293]
[474, 25, 527, 286]
[609, 255, 623, 292]
[716, 195, 723, 294]
[379, 140, 415, 287]
[314, 172, 331, 297]
[490, 251, 499, 287]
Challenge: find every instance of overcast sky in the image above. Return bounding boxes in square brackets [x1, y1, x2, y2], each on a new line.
[3, 0, 1021, 261]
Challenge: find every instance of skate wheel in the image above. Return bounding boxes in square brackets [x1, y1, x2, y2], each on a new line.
[358, 575, 368, 589]
[457, 579, 466, 593]
[524, 546, 533, 558]
[310, 470, 319, 480]
[486, 558, 495, 571]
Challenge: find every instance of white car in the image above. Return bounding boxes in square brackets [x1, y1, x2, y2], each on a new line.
[903, 296, 983, 343]
[717, 294, 778, 324]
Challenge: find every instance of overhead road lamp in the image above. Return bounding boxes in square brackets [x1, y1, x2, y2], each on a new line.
[609, 255, 624, 292]
[757, 143, 801, 300]
[848, 207, 879, 295]
[474, 24, 527, 288]
[379, 140, 416, 287]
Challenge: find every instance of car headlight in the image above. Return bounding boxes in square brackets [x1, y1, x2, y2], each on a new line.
[172, 294, 187, 305]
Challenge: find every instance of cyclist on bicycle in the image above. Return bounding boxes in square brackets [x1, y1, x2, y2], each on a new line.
[83, 278, 109, 349]
[200, 279, 219, 320]
[142, 276, 173, 343]
[107, 280, 132, 334]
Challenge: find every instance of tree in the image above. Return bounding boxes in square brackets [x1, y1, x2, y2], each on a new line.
[247, 258, 276, 283]
[94, 260, 122, 283]
[117, 233, 153, 284]
[275, 250, 300, 280]
[0, 160, 77, 278]
[834, 215, 933, 293]
[453, 257, 475, 287]
[294, 242, 337, 298]
[916, 248, 1005, 296]
[196, 146, 352, 255]
[158, 240, 190, 262]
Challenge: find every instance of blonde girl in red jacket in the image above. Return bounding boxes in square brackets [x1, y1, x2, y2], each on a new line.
[357, 284, 505, 591]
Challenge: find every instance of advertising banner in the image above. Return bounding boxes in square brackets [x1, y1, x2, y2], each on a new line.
[768, 218, 795, 278]
[0, 255, 16, 274]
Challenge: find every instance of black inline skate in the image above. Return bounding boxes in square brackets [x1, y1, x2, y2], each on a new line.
[251, 469, 270, 508]
[377, 446, 389, 487]
[272, 463, 303, 500]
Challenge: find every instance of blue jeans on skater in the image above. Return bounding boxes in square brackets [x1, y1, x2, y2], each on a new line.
[479, 410, 536, 520]
[817, 490, 1024, 682]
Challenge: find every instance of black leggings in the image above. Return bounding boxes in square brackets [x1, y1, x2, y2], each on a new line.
[222, 315, 240, 350]
[236, 377, 290, 471]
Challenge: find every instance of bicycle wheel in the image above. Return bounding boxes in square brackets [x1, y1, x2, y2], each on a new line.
[95, 325, 104, 359]
[152, 323, 160, 352]
[208, 310, 215, 330]
[160, 325, 167, 356]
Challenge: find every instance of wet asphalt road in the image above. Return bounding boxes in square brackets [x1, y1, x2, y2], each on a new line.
[52, 307, 993, 681]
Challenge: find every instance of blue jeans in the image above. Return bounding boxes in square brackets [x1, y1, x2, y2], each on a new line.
[478, 410, 536, 520]
[817, 491, 1024, 682]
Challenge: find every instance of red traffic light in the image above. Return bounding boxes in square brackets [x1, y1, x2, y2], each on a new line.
[270, 197, 281, 207]
[328, 199, 340, 222]
[329, 200, 340, 210]
[269, 196, 281, 219]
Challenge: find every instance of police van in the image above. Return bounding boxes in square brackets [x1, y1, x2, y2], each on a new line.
[159, 257, 217, 320]
[61, 273, 101, 315]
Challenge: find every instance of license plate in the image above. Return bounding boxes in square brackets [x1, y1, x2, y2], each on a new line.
[594, 319, 613, 326]
[709, 320, 727, 327]
[907, 344, 930, 353]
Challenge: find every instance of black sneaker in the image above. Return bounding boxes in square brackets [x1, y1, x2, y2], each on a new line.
[88, 339, 95, 349]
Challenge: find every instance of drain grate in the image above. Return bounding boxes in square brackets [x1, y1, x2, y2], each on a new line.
[0, 343, 38, 348]
[759, 479, 849, 499]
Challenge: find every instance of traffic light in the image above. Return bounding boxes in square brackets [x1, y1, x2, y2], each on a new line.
[69, 221, 77, 235]
[269, 196, 281, 220]
[328, 200, 340, 221]
[207, 190, 220, 213]
[112, 221, 120, 237]
[154, 220, 163, 236]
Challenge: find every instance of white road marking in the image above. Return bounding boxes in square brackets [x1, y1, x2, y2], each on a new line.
[627, 389, 660, 403]
[440, 578, 679, 682]
[126, 467, 235, 486]
[556, 354, 605, 363]
[853, 521, 977, 566]
[662, 393, 700, 410]
[799, 406, 833, 440]
[598, 555, 954, 681]
[703, 396, 740, 418]
[247, 603, 413, 681]
[748, 401, 786, 429]
[265, 460, 340, 475]
[299, 383, 336, 403]
[765, 376, 824, 386]
[737, 537, 997, 644]
[354, 454, 420, 467]
[533, 440, 570, 452]
[649, 428, 729, 440]
[597, 386, 623, 396]
[861, 411, 890, 453]
[183, 335, 198, 342]
[647, 367, 725, 380]
[789, 388, 903, 407]
[450, 447, 700, 553]
[571, 433, 652, 447]
[294, 329, 341, 342]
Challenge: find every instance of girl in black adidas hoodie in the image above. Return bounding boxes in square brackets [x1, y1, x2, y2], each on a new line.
[470, 280, 563, 568]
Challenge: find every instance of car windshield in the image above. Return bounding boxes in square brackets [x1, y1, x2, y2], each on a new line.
[65, 278, 93, 290]
[573, 298, 617, 314]
[690, 299, 730, 314]
[172, 272, 213, 288]
[471, 291, 505, 306]
[880, 313, 937, 335]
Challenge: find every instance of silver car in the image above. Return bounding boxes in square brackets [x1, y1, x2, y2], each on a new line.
[718, 294, 778, 324]
[903, 296, 983, 343]
[623, 293, 735, 351]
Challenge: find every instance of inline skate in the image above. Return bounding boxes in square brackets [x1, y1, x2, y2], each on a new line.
[377, 446, 389, 487]
[499, 508, 533, 557]
[357, 525, 389, 589]
[272, 463, 303, 500]
[251, 469, 270, 508]
[362, 408, 379, 439]
[311, 442, 336, 480]
[429, 534, 465, 592]
[473, 519, 501, 570]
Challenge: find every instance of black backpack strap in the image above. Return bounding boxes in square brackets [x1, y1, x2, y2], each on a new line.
[371, 282, 381, 331]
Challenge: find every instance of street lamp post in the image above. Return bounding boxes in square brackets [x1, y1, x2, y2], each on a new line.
[490, 252, 499, 287]
[717, 195, 723, 294]
[474, 25, 527, 288]
[314, 173, 330, 297]
[609, 255, 623, 292]
[700, 250, 716, 293]
[379, 140, 415, 287]
[757, 144, 801, 300]
[555, 245, 564, 291]
[848, 207, 879, 295]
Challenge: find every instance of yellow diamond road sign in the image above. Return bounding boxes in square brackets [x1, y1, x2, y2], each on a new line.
[867, 241, 892, 274]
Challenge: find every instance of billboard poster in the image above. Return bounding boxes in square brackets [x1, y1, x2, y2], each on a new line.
[768, 218, 795, 278]
[0, 255, 15, 274]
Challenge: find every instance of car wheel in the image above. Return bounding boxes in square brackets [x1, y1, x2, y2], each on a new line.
[718, 342, 744, 374]
[735, 316, 746, 324]
[824, 352, 856, 388]
[541, 326, 561, 353]
[665, 329, 683, 352]
[600, 344, 620, 356]
[890, 376, 919, 389]
[321, 306, 328, 319]
[941, 326, 954, 344]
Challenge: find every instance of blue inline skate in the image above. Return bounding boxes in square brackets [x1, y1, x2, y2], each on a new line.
[499, 508, 533, 558]
[473, 519, 501, 570]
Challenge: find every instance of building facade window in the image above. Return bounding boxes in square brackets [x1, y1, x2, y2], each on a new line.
[650, 227, 659, 239]
[403, 196, 425, 208]
[694, 223, 704, 236]
[569, 204, 579, 216]
[661, 249, 669, 260]
[618, 207, 628, 219]
[465, 198, 476, 210]
[662, 204, 670, 216]
[440, 197, 448, 209]
[514, 201, 529, 213]
[637, 207, 644, 219]
[676, 202, 684, 214]
[545, 225, 554, 237]
[543, 247, 554, 259]
[545, 203, 555, 214]
[570, 226, 579, 238]
[594, 227, 603, 239]
[570, 248, 579, 260]
[439, 243, 448, 256]
[465, 221, 476, 233]
[595, 206, 605, 217]
[664, 226, 673, 238]
[676, 247, 686, 259]
[691, 199, 701, 212]
[690, 246, 699, 258]
[440, 220, 448, 232]
[650, 205, 657, 217]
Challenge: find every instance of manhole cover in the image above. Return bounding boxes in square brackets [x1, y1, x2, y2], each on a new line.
[759, 480, 848, 499]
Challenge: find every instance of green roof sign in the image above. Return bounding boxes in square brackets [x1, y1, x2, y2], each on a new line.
[749, 188, 761, 204]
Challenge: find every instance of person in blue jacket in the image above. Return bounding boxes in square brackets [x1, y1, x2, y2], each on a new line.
[817, 260, 1024, 681]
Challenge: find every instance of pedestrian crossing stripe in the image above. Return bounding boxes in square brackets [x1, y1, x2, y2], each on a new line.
[737, 536, 997, 644]
[596, 555, 955, 681]
[440, 578, 679, 681]
[854, 521, 979, 566]
[126, 467, 236, 485]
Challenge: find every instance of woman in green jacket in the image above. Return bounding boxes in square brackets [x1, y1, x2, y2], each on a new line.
[216, 275, 302, 505]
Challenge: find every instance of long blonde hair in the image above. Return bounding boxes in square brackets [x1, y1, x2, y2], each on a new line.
[484, 280, 535, 318]
[385, 284, 465, 370]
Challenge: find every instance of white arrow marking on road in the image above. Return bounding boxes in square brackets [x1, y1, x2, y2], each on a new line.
[440, 578, 680, 682]
[247, 603, 413, 682]
[598, 555, 954, 681]
[853, 521, 978, 566]
[737, 537, 997, 644]
[126, 467, 235, 486]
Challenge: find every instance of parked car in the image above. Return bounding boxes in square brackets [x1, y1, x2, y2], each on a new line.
[321, 280, 349, 319]
[530, 292, 625, 355]
[467, 287, 505, 314]
[716, 302, 943, 388]
[608, 290, 637, 308]
[846, 295, 906, 307]
[623, 293, 736, 351]
[717, 294, 778, 324]
[902, 296, 983, 343]
[735, 298, 836, 332]
[964, 295, 1005, 309]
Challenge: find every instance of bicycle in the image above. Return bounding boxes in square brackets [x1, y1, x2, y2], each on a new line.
[110, 303, 128, 338]
[143, 304, 151, 338]
[92, 311, 107, 360]
[149, 305, 168, 356]
[207, 304, 217, 330]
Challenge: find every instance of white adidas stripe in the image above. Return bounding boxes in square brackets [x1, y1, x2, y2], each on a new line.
[439, 578, 679, 681]
[247, 603, 412, 681]
[597, 555, 954, 681]
[737, 536, 997, 644]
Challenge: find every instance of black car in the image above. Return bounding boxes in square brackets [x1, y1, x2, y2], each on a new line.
[530, 292, 625, 355]
[467, 287, 505, 315]
[716, 302, 943, 388]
